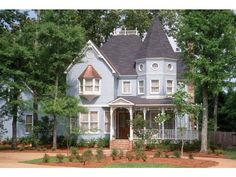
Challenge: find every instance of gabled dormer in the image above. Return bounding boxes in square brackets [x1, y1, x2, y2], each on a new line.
[78, 65, 102, 101]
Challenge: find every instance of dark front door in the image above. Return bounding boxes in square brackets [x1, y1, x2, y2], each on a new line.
[116, 110, 130, 139]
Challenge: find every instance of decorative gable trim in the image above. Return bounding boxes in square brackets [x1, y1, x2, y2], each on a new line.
[109, 97, 134, 106]
[64, 40, 117, 74]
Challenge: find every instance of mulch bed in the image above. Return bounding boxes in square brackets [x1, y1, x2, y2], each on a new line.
[38, 156, 218, 168]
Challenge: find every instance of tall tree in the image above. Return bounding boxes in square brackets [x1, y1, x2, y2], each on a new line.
[36, 10, 86, 148]
[176, 10, 236, 152]
[0, 10, 31, 148]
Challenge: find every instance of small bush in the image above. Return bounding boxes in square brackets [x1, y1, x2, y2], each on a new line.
[68, 155, 75, 162]
[126, 151, 134, 161]
[56, 154, 65, 163]
[95, 148, 104, 162]
[96, 138, 105, 148]
[70, 147, 78, 156]
[188, 153, 194, 159]
[51, 147, 56, 151]
[19, 146, 25, 151]
[210, 144, 218, 153]
[164, 153, 169, 158]
[43, 154, 50, 163]
[42, 148, 47, 151]
[141, 153, 147, 162]
[135, 149, 147, 162]
[37, 147, 41, 151]
[87, 139, 96, 148]
[76, 154, 83, 162]
[153, 150, 161, 158]
[215, 149, 224, 155]
[118, 150, 124, 159]
[134, 140, 145, 150]
[111, 148, 119, 160]
[77, 139, 86, 147]
[173, 151, 181, 158]
[81, 149, 93, 165]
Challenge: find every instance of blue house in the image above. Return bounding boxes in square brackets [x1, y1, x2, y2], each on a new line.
[0, 18, 198, 149]
[65, 18, 198, 149]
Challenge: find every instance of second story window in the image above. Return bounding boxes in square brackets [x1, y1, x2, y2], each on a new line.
[150, 80, 160, 94]
[25, 115, 33, 134]
[138, 80, 144, 94]
[166, 80, 173, 94]
[85, 79, 93, 92]
[122, 81, 131, 94]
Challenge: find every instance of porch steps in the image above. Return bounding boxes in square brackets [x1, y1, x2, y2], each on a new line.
[110, 139, 132, 150]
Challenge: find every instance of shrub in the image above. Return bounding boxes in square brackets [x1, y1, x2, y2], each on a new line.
[134, 140, 145, 150]
[173, 151, 181, 158]
[164, 153, 169, 158]
[81, 149, 93, 165]
[87, 139, 96, 148]
[111, 148, 119, 160]
[68, 155, 75, 162]
[56, 154, 65, 163]
[70, 147, 78, 156]
[118, 150, 124, 159]
[19, 146, 25, 151]
[141, 153, 147, 162]
[51, 147, 56, 151]
[42, 148, 47, 151]
[146, 140, 157, 150]
[76, 154, 83, 162]
[57, 136, 67, 148]
[126, 151, 134, 161]
[37, 147, 41, 151]
[95, 148, 104, 162]
[77, 139, 86, 147]
[135, 149, 147, 161]
[188, 153, 194, 159]
[96, 138, 105, 148]
[43, 154, 50, 163]
[215, 149, 224, 155]
[153, 150, 161, 158]
[210, 144, 218, 153]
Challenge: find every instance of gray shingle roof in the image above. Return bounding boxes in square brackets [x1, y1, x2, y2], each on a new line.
[136, 18, 177, 59]
[119, 96, 173, 105]
[100, 35, 142, 75]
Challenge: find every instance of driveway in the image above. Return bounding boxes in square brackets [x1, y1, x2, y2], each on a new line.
[0, 152, 67, 168]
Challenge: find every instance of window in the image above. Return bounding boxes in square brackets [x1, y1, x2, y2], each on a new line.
[25, 115, 33, 134]
[122, 81, 131, 94]
[168, 63, 173, 71]
[138, 80, 144, 94]
[146, 111, 161, 129]
[166, 80, 173, 94]
[138, 64, 144, 71]
[152, 63, 159, 70]
[104, 112, 110, 133]
[80, 111, 99, 133]
[70, 117, 78, 133]
[80, 78, 101, 94]
[150, 80, 160, 93]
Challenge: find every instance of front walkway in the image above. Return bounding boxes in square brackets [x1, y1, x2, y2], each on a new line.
[0, 152, 67, 168]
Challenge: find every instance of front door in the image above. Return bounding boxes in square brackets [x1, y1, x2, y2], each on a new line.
[116, 110, 130, 139]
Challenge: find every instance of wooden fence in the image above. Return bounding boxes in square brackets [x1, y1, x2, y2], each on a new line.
[209, 131, 236, 147]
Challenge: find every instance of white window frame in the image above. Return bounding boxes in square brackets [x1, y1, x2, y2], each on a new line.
[79, 111, 99, 134]
[151, 63, 159, 70]
[25, 114, 33, 134]
[79, 78, 101, 95]
[166, 80, 174, 95]
[138, 80, 145, 95]
[122, 80, 132, 94]
[150, 79, 160, 94]
[138, 63, 144, 72]
[104, 111, 110, 134]
[167, 63, 173, 71]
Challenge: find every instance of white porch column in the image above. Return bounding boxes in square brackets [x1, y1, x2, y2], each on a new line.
[143, 108, 147, 131]
[129, 107, 133, 141]
[175, 109, 177, 141]
[161, 108, 165, 140]
[110, 107, 114, 141]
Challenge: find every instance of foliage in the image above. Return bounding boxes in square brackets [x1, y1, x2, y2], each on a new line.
[135, 148, 147, 162]
[153, 150, 162, 158]
[43, 154, 50, 163]
[95, 148, 104, 162]
[56, 154, 65, 163]
[118, 150, 124, 159]
[70, 147, 78, 156]
[215, 149, 224, 155]
[173, 151, 181, 158]
[96, 137, 109, 148]
[164, 153, 169, 158]
[19, 146, 25, 151]
[134, 140, 145, 150]
[126, 151, 134, 161]
[68, 155, 75, 162]
[81, 149, 93, 165]
[111, 148, 119, 160]
[188, 153, 194, 159]
[146, 139, 158, 150]
[154, 112, 171, 125]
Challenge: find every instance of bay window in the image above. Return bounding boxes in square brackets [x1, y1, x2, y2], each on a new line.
[150, 80, 160, 94]
[166, 80, 173, 94]
[138, 80, 144, 94]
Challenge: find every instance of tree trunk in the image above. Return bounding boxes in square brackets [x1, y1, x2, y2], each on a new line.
[181, 138, 184, 157]
[33, 96, 39, 136]
[52, 115, 57, 149]
[213, 93, 218, 132]
[200, 85, 208, 153]
[11, 91, 18, 149]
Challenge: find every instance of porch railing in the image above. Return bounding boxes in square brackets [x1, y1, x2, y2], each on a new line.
[133, 129, 199, 140]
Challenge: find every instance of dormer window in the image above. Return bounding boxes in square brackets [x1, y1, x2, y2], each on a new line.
[78, 65, 101, 101]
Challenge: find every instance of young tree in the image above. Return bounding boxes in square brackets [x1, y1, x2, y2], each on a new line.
[176, 10, 236, 152]
[173, 83, 201, 157]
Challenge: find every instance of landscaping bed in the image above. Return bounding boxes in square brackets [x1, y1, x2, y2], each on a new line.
[23, 155, 218, 168]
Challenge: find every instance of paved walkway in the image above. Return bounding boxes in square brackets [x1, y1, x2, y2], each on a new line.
[0, 152, 67, 168]
[1, 152, 236, 168]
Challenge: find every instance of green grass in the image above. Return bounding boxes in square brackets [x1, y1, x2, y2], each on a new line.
[224, 149, 236, 160]
[0, 145, 12, 150]
[103, 163, 179, 168]
[22, 156, 70, 164]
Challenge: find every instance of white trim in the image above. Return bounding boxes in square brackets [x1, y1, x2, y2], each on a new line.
[166, 79, 174, 95]
[136, 104, 174, 107]
[151, 63, 159, 71]
[64, 40, 116, 74]
[150, 79, 160, 94]
[138, 80, 145, 95]
[79, 78, 101, 96]
[79, 111, 99, 134]
[121, 80, 132, 94]
[138, 63, 144, 72]
[104, 111, 110, 134]
[135, 57, 178, 62]
[25, 114, 33, 135]
[83, 104, 109, 107]
[108, 97, 134, 106]
[167, 63, 173, 71]
[138, 73, 176, 76]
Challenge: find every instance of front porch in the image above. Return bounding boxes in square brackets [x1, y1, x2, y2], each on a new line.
[108, 97, 198, 149]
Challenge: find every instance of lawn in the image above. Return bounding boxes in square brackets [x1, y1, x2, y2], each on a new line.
[0, 145, 12, 150]
[224, 149, 236, 160]
[22, 157, 70, 164]
[103, 163, 179, 168]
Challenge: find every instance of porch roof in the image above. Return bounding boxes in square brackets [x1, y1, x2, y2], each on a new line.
[109, 96, 173, 107]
